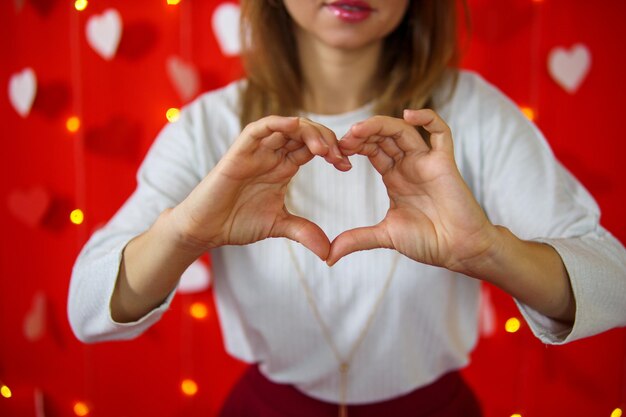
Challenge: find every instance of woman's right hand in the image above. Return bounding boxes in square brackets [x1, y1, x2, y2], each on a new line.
[167, 115, 351, 260]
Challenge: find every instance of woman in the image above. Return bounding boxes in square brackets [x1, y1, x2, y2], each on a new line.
[68, 1, 626, 416]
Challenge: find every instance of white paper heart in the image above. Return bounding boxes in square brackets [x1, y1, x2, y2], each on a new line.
[166, 56, 201, 102]
[86, 8, 123, 61]
[548, 43, 591, 94]
[177, 260, 212, 294]
[23, 291, 47, 342]
[35, 388, 45, 417]
[8, 68, 37, 118]
[478, 285, 496, 338]
[212, 3, 241, 56]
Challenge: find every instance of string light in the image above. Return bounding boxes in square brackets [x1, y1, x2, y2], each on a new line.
[74, 0, 88, 11]
[0, 384, 12, 399]
[611, 408, 623, 417]
[70, 209, 85, 225]
[66, 116, 81, 133]
[73, 401, 90, 416]
[181, 379, 198, 396]
[167, 0, 182, 5]
[505, 317, 521, 333]
[166, 108, 181, 123]
[189, 302, 209, 320]
[520, 106, 536, 121]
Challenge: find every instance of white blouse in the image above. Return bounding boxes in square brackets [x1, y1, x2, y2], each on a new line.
[68, 71, 626, 404]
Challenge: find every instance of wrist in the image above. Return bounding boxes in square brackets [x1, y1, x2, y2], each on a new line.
[153, 208, 211, 260]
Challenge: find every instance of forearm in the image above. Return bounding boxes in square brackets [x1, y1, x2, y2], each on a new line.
[110, 208, 206, 323]
[463, 226, 576, 323]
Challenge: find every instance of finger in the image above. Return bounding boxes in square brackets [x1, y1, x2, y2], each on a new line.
[327, 225, 392, 266]
[287, 144, 315, 166]
[348, 116, 429, 153]
[403, 109, 453, 153]
[260, 131, 289, 150]
[241, 115, 300, 143]
[299, 118, 352, 170]
[271, 213, 331, 261]
[339, 138, 395, 175]
[299, 118, 342, 159]
[293, 122, 331, 158]
[378, 136, 405, 164]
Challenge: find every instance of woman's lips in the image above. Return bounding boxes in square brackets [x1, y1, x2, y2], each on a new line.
[325, 0, 375, 23]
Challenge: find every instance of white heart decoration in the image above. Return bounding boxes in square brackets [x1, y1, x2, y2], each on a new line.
[23, 291, 47, 342]
[8, 67, 37, 118]
[178, 260, 212, 294]
[166, 56, 201, 102]
[86, 8, 123, 61]
[548, 43, 591, 94]
[478, 285, 496, 338]
[212, 3, 241, 56]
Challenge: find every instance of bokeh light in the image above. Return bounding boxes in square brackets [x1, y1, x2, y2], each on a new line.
[66, 116, 81, 133]
[189, 302, 209, 320]
[505, 317, 521, 333]
[73, 401, 90, 416]
[520, 106, 535, 121]
[74, 0, 88, 11]
[70, 209, 85, 225]
[0, 384, 12, 399]
[166, 108, 181, 123]
[181, 379, 198, 396]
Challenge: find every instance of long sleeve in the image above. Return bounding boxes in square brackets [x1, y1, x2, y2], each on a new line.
[66, 80, 244, 342]
[447, 72, 626, 344]
[67, 118, 203, 342]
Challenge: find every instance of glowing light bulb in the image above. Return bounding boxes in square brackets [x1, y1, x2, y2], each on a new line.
[166, 108, 181, 123]
[74, 0, 88, 11]
[181, 379, 198, 396]
[167, 0, 182, 5]
[520, 106, 535, 121]
[611, 408, 623, 417]
[1, 384, 12, 398]
[73, 401, 90, 416]
[505, 317, 521, 333]
[511, 414, 522, 417]
[189, 302, 209, 319]
[66, 116, 81, 133]
[70, 209, 85, 225]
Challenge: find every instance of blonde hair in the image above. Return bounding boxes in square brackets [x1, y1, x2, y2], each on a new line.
[239, 0, 465, 127]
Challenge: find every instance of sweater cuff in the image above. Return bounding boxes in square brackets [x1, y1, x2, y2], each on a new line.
[516, 233, 626, 344]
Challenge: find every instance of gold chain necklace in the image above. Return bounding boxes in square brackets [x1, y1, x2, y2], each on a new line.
[285, 242, 400, 417]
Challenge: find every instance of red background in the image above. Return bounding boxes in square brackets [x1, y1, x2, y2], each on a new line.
[1, 0, 625, 416]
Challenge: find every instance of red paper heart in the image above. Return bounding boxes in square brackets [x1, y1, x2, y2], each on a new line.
[7, 186, 51, 228]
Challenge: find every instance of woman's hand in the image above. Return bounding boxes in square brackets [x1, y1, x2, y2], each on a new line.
[327, 109, 500, 273]
[169, 115, 351, 260]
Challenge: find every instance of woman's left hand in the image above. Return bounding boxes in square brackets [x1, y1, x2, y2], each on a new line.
[327, 109, 500, 274]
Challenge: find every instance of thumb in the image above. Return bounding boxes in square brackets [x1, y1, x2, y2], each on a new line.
[327, 225, 391, 266]
[272, 214, 331, 261]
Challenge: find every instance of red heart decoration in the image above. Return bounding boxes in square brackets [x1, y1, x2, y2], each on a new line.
[7, 186, 52, 228]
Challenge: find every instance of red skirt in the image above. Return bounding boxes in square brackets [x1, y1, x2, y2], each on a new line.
[218, 365, 483, 417]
